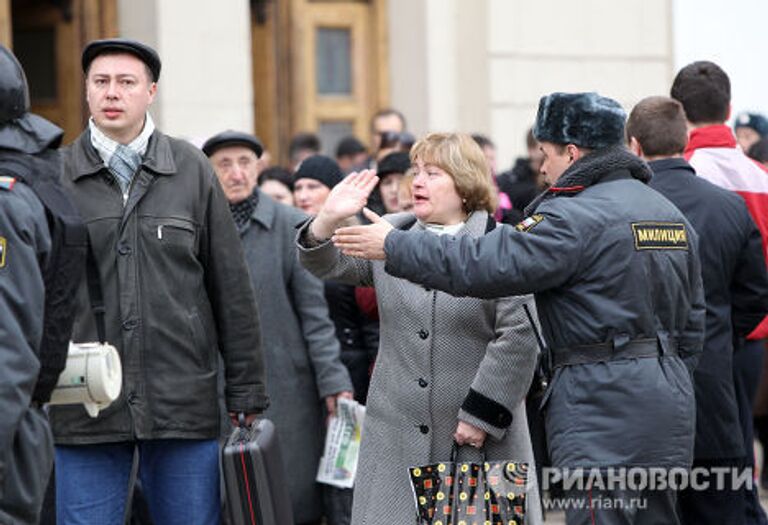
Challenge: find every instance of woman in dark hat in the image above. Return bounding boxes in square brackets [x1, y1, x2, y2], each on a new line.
[293, 155, 344, 216]
[375, 151, 410, 213]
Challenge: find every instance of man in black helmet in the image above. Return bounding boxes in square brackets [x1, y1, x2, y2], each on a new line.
[0, 45, 87, 524]
[53, 39, 267, 525]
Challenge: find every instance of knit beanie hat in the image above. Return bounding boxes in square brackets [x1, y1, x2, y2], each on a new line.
[294, 154, 344, 189]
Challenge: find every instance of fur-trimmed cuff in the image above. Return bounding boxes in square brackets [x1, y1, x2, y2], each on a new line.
[458, 410, 506, 441]
[461, 388, 513, 429]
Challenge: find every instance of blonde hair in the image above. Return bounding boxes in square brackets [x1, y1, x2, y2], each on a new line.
[409, 132, 497, 214]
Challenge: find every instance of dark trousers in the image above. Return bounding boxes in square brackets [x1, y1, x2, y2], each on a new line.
[678, 457, 745, 525]
[565, 488, 679, 525]
[323, 485, 353, 525]
[734, 339, 768, 525]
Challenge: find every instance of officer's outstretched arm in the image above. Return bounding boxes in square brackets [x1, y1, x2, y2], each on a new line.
[383, 211, 581, 299]
[0, 188, 50, 462]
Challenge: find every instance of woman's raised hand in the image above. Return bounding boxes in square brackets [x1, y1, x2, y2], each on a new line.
[311, 169, 379, 239]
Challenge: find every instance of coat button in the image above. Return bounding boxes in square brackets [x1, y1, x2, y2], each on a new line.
[117, 243, 132, 255]
[418, 330, 429, 340]
[419, 425, 429, 434]
[122, 319, 138, 330]
[127, 393, 137, 405]
[418, 378, 428, 388]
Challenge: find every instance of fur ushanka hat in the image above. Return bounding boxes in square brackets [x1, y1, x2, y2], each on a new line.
[533, 92, 626, 150]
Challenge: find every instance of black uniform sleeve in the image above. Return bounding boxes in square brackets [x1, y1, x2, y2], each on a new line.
[731, 218, 768, 338]
[200, 173, 268, 413]
[0, 187, 50, 472]
[383, 210, 582, 299]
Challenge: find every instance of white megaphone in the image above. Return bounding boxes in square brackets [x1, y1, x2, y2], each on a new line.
[48, 342, 122, 418]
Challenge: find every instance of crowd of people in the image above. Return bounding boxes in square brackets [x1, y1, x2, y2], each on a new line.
[1, 36, 768, 525]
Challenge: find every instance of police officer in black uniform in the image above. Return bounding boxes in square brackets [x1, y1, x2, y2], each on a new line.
[0, 45, 86, 524]
[332, 92, 706, 524]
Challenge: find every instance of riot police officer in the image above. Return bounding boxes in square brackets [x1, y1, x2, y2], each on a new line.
[0, 44, 86, 524]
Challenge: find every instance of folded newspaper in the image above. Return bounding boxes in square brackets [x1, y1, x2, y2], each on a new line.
[317, 397, 366, 488]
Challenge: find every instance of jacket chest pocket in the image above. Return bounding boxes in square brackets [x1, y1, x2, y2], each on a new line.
[153, 217, 197, 250]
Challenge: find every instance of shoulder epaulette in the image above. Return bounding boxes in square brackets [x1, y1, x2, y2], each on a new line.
[0, 176, 16, 191]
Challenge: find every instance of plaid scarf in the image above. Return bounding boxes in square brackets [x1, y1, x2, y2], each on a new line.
[89, 114, 155, 198]
[229, 191, 259, 233]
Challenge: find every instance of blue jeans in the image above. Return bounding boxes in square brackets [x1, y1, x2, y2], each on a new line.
[55, 439, 220, 525]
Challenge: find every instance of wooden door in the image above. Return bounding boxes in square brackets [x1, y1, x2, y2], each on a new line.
[9, 0, 116, 144]
[252, 0, 388, 164]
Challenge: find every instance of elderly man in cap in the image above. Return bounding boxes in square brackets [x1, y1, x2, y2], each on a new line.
[53, 40, 267, 525]
[203, 131, 352, 525]
[331, 92, 705, 524]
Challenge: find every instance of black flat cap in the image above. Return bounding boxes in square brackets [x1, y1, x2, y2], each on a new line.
[82, 38, 162, 82]
[202, 130, 264, 158]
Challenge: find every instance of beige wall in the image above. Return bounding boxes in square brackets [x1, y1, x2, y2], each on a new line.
[389, 0, 674, 170]
[118, 0, 254, 144]
[388, 0, 490, 136]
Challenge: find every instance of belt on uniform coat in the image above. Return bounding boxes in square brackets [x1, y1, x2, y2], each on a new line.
[549, 337, 678, 369]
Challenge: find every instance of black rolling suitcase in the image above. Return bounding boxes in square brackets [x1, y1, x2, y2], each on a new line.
[222, 417, 294, 525]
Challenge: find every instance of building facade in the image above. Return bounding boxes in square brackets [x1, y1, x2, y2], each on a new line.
[0, 0, 673, 168]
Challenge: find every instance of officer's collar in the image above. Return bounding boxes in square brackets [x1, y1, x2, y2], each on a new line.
[525, 146, 652, 215]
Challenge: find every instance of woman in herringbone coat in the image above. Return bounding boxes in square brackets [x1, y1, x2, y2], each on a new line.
[297, 133, 542, 524]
